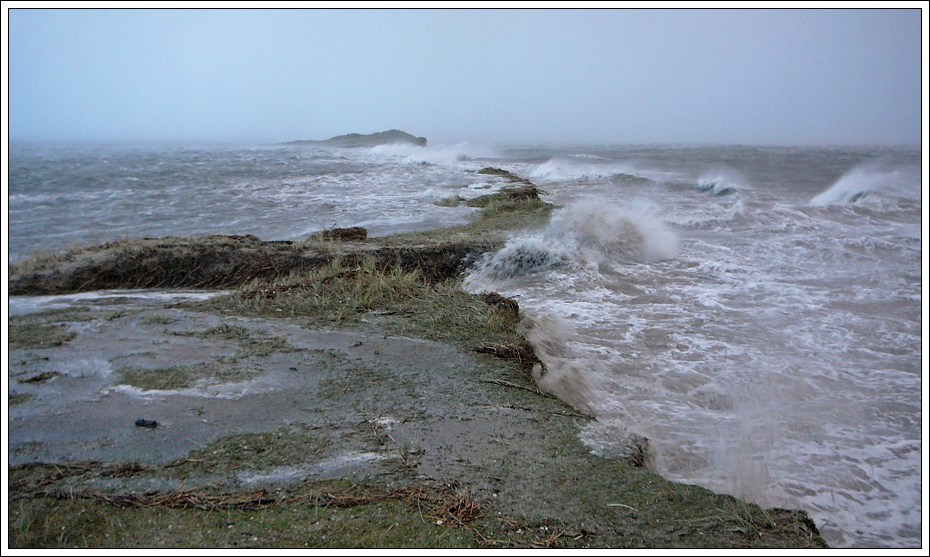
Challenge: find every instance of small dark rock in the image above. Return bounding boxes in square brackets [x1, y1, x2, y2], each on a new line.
[135, 419, 159, 429]
[478, 167, 516, 177]
[18, 371, 62, 384]
[478, 167, 538, 187]
[504, 186, 542, 202]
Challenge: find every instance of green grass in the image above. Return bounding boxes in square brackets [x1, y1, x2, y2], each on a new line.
[8, 462, 485, 549]
[383, 188, 553, 247]
[7, 493, 480, 549]
[159, 426, 332, 478]
[8, 453, 826, 549]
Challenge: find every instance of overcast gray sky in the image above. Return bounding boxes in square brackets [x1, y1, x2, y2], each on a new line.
[7, 8, 923, 146]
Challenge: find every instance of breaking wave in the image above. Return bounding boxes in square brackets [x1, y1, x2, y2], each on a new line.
[464, 199, 678, 289]
[694, 168, 744, 196]
[810, 163, 918, 206]
[368, 142, 499, 165]
[530, 157, 648, 183]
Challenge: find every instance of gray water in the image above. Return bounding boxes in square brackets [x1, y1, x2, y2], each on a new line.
[7, 141, 923, 547]
[7, 142, 490, 262]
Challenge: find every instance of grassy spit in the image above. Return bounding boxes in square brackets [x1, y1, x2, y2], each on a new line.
[8, 182, 551, 295]
[7, 170, 828, 548]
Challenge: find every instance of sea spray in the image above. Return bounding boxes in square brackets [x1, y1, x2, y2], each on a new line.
[529, 156, 690, 185]
[810, 163, 918, 206]
[369, 141, 499, 165]
[517, 312, 602, 416]
[577, 417, 652, 467]
[694, 168, 745, 196]
[549, 199, 679, 264]
[463, 198, 681, 457]
[464, 199, 679, 290]
[530, 157, 641, 182]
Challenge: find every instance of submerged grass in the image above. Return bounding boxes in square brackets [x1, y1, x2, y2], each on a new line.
[172, 324, 297, 359]
[9, 321, 77, 349]
[433, 195, 464, 208]
[114, 363, 259, 391]
[161, 426, 331, 478]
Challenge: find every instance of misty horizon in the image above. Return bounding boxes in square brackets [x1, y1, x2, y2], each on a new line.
[7, 8, 924, 147]
[6, 129, 925, 150]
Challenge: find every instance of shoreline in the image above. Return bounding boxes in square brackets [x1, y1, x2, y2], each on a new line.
[6, 171, 828, 548]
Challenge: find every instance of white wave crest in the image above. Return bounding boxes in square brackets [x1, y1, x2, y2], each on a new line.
[810, 164, 919, 206]
[530, 157, 641, 182]
[368, 142, 499, 165]
[465, 199, 678, 290]
[551, 199, 679, 263]
[695, 168, 745, 196]
[464, 235, 574, 287]
[569, 153, 613, 160]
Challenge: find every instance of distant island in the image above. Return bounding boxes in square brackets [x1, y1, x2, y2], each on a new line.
[287, 129, 427, 147]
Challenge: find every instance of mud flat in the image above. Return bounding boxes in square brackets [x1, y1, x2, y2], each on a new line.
[7, 173, 826, 548]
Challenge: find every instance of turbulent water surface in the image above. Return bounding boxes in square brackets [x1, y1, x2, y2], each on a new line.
[7, 140, 924, 547]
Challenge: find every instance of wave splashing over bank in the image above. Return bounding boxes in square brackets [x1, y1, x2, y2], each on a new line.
[465, 199, 678, 290]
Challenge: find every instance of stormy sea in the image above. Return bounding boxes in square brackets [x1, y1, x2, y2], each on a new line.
[7, 140, 923, 547]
